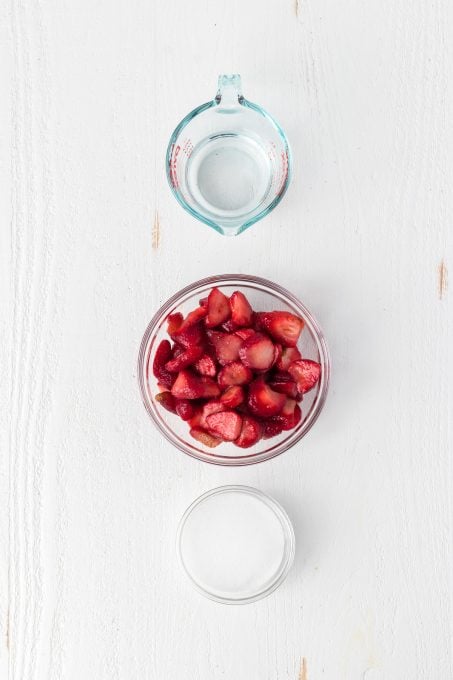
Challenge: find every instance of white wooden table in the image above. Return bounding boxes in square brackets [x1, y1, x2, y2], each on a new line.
[3, 1, 452, 678]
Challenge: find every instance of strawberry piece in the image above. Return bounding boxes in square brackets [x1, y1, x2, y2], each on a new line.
[157, 382, 170, 392]
[194, 352, 217, 377]
[188, 406, 204, 429]
[268, 372, 298, 398]
[262, 420, 284, 439]
[236, 400, 251, 413]
[171, 343, 184, 359]
[239, 332, 275, 371]
[181, 305, 207, 327]
[268, 400, 302, 431]
[221, 319, 237, 333]
[165, 345, 203, 372]
[190, 428, 221, 448]
[166, 312, 183, 335]
[235, 328, 255, 341]
[288, 359, 321, 393]
[235, 415, 262, 448]
[220, 385, 245, 408]
[276, 346, 302, 371]
[175, 399, 195, 421]
[171, 321, 204, 349]
[206, 411, 242, 441]
[198, 400, 226, 428]
[205, 287, 231, 328]
[282, 397, 297, 416]
[207, 331, 243, 366]
[171, 370, 220, 400]
[152, 339, 175, 389]
[255, 311, 304, 348]
[153, 339, 171, 372]
[272, 343, 283, 367]
[199, 297, 208, 308]
[155, 391, 177, 413]
[229, 291, 253, 327]
[218, 361, 253, 387]
[247, 377, 286, 417]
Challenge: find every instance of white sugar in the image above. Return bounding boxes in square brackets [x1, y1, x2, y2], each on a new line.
[180, 489, 286, 599]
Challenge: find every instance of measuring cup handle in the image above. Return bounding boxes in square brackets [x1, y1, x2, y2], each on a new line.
[215, 74, 244, 107]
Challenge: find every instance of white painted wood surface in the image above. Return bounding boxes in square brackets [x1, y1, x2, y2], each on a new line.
[3, 0, 453, 678]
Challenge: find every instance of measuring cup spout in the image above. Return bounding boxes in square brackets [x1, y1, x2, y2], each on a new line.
[215, 74, 243, 108]
[214, 222, 245, 237]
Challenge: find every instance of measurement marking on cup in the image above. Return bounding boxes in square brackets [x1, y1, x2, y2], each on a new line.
[182, 138, 194, 158]
[170, 144, 181, 188]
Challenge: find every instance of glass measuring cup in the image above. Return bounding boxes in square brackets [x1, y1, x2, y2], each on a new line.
[166, 75, 292, 236]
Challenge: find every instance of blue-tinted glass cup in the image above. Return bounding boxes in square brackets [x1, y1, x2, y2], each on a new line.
[166, 75, 292, 236]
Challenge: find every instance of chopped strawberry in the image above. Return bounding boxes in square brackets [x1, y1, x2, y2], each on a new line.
[239, 332, 275, 371]
[205, 287, 231, 327]
[288, 359, 321, 393]
[255, 311, 304, 347]
[262, 420, 284, 439]
[235, 416, 262, 448]
[282, 397, 297, 416]
[188, 406, 204, 429]
[235, 328, 255, 341]
[153, 339, 171, 372]
[171, 321, 204, 348]
[155, 391, 177, 413]
[207, 331, 243, 365]
[165, 345, 204, 372]
[152, 339, 175, 389]
[268, 400, 302, 431]
[166, 312, 183, 335]
[171, 370, 220, 400]
[221, 319, 237, 332]
[229, 291, 253, 327]
[217, 361, 253, 387]
[175, 399, 195, 421]
[199, 297, 208, 308]
[190, 428, 221, 448]
[268, 372, 298, 398]
[247, 377, 286, 417]
[276, 346, 302, 371]
[206, 411, 242, 441]
[194, 352, 217, 377]
[171, 343, 184, 359]
[180, 305, 207, 327]
[220, 385, 245, 408]
[198, 399, 226, 428]
[272, 343, 283, 367]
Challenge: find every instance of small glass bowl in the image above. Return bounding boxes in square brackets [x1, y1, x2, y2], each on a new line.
[177, 485, 295, 605]
[138, 275, 330, 466]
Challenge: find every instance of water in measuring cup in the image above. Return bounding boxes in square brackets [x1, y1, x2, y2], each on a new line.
[186, 133, 272, 219]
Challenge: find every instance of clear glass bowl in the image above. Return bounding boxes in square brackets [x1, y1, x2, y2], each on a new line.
[177, 485, 295, 605]
[138, 275, 330, 466]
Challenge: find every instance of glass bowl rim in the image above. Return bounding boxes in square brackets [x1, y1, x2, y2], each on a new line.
[138, 274, 331, 466]
[176, 484, 296, 605]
